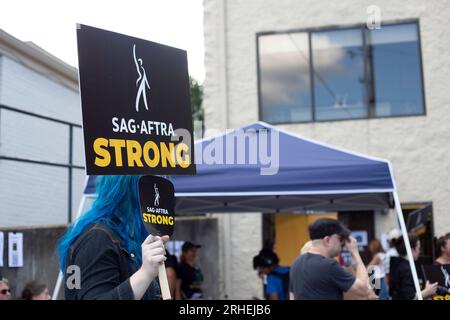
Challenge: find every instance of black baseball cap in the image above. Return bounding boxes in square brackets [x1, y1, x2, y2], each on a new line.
[308, 218, 351, 240]
[253, 249, 279, 269]
[182, 241, 201, 252]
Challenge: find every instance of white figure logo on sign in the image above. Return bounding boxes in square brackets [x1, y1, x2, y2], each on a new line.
[154, 183, 160, 207]
[133, 44, 150, 112]
[442, 266, 450, 287]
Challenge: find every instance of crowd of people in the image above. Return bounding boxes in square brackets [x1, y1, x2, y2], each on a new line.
[0, 278, 51, 300]
[252, 218, 450, 300]
[4, 177, 448, 301]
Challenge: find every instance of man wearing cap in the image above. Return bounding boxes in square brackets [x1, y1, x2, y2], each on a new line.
[289, 218, 371, 300]
[176, 241, 204, 300]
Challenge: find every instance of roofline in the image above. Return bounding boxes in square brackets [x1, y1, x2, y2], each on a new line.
[196, 120, 391, 164]
[254, 121, 391, 163]
[0, 29, 78, 91]
[174, 189, 395, 197]
[82, 189, 395, 197]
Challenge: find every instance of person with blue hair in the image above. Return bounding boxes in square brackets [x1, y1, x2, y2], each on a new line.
[58, 175, 168, 300]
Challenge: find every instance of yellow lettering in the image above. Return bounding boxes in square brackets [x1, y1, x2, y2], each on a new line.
[142, 213, 174, 225]
[143, 141, 160, 168]
[93, 138, 111, 167]
[160, 142, 175, 168]
[109, 139, 126, 166]
[175, 143, 190, 168]
[126, 140, 143, 167]
[91, 138, 191, 170]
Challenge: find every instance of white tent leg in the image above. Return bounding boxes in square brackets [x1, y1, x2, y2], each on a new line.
[52, 271, 64, 300]
[52, 176, 90, 300]
[392, 190, 423, 300]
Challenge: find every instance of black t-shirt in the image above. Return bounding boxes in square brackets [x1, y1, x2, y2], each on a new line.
[289, 253, 356, 300]
[177, 261, 203, 299]
[389, 257, 416, 300]
[165, 253, 178, 271]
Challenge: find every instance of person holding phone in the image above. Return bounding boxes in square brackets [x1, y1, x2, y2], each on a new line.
[289, 218, 371, 300]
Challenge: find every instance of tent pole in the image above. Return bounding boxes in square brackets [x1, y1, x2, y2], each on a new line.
[392, 190, 423, 300]
[52, 270, 64, 301]
[52, 177, 90, 300]
[223, 214, 232, 298]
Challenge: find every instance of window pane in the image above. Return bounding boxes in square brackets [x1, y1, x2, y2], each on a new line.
[312, 28, 367, 121]
[370, 23, 424, 117]
[259, 33, 312, 123]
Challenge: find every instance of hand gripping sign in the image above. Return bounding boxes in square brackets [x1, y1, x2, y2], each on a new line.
[138, 175, 175, 300]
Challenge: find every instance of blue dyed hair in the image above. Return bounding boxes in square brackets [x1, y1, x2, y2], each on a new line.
[58, 175, 148, 271]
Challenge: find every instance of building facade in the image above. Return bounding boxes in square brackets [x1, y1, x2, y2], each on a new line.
[203, 0, 450, 298]
[0, 29, 84, 227]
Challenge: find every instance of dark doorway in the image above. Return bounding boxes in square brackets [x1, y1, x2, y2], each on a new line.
[338, 211, 375, 264]
[402, 202, 434, 263]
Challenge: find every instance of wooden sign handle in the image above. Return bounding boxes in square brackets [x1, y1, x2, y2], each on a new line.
[158, 263, 172, 300]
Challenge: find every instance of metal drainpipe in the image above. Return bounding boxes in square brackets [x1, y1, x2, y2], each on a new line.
[218, 0, 232, 299]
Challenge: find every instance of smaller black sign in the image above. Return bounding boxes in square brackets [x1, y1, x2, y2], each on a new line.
[421, 264, 450, 299]
[138, 175, 175, 237]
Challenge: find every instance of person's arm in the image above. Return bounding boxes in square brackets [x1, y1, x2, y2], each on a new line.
[367, 254, 381, 267]
[175, 278, 183, 300]
[265, 275, 280, 300]
[69, 229, 132, 300]
[344, 237, 370, 298]
[71, 230, 168, 300]
[130, 235, 169, 300]
[166, 267, 177, 298]
[267, 292, 278, 300]
[419, 281, 438, 300]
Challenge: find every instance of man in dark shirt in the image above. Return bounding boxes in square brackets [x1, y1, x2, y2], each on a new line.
[289, 218, 371, 300]
[176, 241, 204, 299]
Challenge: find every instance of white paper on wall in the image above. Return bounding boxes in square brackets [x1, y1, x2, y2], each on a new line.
[0, 232, 4, 267]
[8, 232, 23, 268]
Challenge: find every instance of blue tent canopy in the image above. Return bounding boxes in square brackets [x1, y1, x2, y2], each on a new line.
[84, 122, 395, 214]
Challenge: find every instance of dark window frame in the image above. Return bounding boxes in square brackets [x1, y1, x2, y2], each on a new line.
[256, 19, 427, 125]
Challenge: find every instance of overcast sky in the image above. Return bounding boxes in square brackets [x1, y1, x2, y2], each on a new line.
[0, 0, 205, 82]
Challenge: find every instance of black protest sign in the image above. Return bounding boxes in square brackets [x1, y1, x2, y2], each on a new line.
[77, 24, 196, 176]
[421, 264, 450, 299]
[138, 175, 175, 237]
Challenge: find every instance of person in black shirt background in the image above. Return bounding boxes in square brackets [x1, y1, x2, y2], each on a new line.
[389, 234, 437, 300]
[165, 249, 178, 298]
[176, 241, 204, 299]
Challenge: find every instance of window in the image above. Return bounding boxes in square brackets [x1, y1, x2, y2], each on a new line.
[257, 21, 425, 124]
[369, 24, 424, 117]
[312, 28, 366, 120]
[259, 33, 312, 123]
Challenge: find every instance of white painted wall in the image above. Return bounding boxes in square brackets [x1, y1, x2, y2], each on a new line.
[0, 55, 85, 227]
[203, 0, 450, 298]
[0, 56, 80, 124]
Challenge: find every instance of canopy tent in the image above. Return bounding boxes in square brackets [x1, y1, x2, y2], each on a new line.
[85, 122, 395, 213]
[54, 122, 422, 299]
